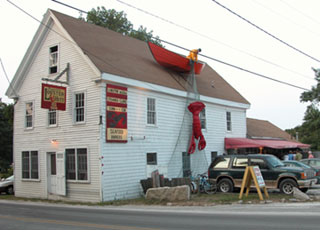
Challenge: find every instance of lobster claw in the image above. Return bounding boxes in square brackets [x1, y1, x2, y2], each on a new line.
[198, 135, 206, 151]
[188, 137, 196, 154]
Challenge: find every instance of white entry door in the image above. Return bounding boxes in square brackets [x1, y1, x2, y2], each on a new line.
[47, 152, 66, 196]
[47, 152, 57, 194]
[56, 152, 66, 196]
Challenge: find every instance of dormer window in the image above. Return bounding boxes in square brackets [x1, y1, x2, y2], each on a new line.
[49, 45, 59, 74]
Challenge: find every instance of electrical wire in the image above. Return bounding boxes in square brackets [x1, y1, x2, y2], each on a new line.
[211, 0, 320, 63]
[280, 0, 320, 26]
[116, 0, 314, 81]
[0, 58, 19, 98]
[251, 0, 320, 38]
[6, 0, 133, 80]
[7, 0, 309, 91]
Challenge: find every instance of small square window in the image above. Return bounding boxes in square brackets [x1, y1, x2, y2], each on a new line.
[147, 153, 157, 165]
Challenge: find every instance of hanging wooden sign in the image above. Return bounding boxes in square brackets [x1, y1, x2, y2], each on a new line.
[106, 84, 128, 142]
[41, 83, 66, 111]
[239, 166, 269, 201]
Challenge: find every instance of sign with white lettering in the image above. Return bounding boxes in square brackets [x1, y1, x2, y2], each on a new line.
[106, 84, 127, 142]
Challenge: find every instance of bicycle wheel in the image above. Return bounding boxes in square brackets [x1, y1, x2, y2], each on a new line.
[204, 181, 217, 194]
[190, 181, 198, 194]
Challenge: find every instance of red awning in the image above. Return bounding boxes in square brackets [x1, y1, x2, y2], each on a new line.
[225, 138, 310, 149]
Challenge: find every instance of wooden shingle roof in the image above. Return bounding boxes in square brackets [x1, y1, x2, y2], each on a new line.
[51, 10, 249, 105]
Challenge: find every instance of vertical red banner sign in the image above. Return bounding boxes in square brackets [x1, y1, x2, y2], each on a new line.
[106, 84, 128, 142]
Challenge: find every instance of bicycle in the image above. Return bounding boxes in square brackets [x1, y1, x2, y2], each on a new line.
[190, 173, 217, 195]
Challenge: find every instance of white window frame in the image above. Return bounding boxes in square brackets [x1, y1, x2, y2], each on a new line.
[73, 91, 86, 124]
[48, 109, 58, 127]
[21, 150, 39, 181]
[49, 44, 59, 75]
[226, 111, 232, 132]
[65, 148, 89, 182]
[25, 101, 34, 129]
[146, 97, 157, 126]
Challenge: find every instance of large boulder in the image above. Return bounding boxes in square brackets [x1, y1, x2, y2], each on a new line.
[293, 187, 310, 201]
[145, 185, 190, 201]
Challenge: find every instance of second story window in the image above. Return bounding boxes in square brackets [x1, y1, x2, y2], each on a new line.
[74, 92, 85, 123]
[25, 102, 33, 128]
[226, 111, 232, 131]
[49, 45, 58, 74]
[48, 109, 57, 126]
[147, 98, 156, 125]
[200, 108, 206, 129]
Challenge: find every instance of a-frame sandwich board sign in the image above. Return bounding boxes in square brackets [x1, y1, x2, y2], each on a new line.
[239, 166, 269, 201]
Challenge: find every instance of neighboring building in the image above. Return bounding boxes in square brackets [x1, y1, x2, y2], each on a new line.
[6, 9, 249, 202]
[246, 118, 295, 141]
[225, 118, 310, 156]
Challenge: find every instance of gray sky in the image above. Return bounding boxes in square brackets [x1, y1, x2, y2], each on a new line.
[1, 0, 319, 130]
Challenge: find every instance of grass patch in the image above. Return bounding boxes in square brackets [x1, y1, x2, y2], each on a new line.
[0, 192, 293, 206]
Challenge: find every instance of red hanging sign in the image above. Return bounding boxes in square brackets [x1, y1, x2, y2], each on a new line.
[106, 84, 127, 142]
[41, 83, 66, 111]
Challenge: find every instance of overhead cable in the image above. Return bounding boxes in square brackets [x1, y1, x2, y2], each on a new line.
[8, 0, 309, 91]
[211, 0, 320, 63]
[116, 0, 314, 81]
[0, 58, 19, 98]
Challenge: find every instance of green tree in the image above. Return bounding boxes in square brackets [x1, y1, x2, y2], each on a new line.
[0, 100, 13, 172]
[80, 6, 162, 46]
[287, 68, 320, 150]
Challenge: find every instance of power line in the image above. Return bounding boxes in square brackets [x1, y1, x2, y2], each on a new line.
[0, 58, 19, 98]
[280, 0, 320, 26]
[8, 0, 309, 91]
[251, 0, 320, 38]
[115, 0, 314, 81]
[211, 0, 320, 63]
[6, 0, 132, 79]
[51, 0, 87, 14]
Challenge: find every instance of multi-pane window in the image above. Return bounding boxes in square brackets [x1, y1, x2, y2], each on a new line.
[74, 92, 85, 123]
[200, 108, 206, 129]
[22, 151, 39, 179]
[66, 148, 88, 181]
[146, 153, 157, 165]
[182, 152, 191, 177]
[147, 98, 156, 125]
[25, 102, 33, 128]
[48, 109, 57, 126]
[49, 45, 58, 74]
[226, 111, 232, 131]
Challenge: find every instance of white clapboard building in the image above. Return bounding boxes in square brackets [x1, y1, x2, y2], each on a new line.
[6, 9, 250, 202]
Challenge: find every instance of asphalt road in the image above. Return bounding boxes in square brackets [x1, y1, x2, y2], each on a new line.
[1, 200, 320, 230]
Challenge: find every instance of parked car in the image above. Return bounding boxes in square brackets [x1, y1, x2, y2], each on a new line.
[208, 154, 316, 195]
[0, 175, 14, 195]
[283, 160, 319, 184]
[300, 158, 320, 171]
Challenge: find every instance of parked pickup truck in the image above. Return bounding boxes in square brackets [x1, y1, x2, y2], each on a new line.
[208, 154, 317, 194]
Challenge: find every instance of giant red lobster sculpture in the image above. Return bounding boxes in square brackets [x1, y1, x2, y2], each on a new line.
[187, 101, 206, 154]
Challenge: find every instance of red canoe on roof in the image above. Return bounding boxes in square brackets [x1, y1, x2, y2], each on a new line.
[148, 42, 205, 75]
